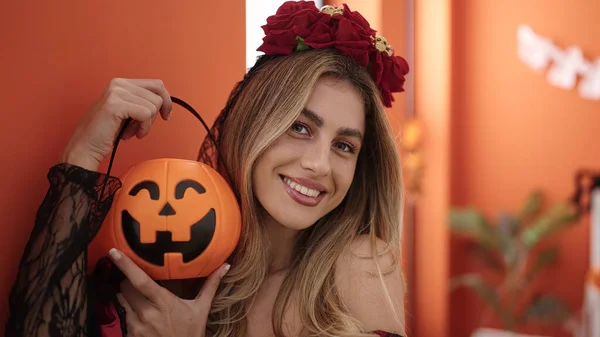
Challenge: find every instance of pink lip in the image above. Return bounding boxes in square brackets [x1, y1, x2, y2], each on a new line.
[280, 175, 327, 207]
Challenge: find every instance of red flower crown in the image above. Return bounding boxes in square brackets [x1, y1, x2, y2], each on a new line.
[257, 1, 410, 108]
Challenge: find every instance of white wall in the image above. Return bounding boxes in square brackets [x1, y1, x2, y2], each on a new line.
[246, 0, 323, 69]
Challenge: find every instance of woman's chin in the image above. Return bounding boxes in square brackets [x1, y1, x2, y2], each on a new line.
[267, 211, 320, 232]
[280, 219, 317, 231]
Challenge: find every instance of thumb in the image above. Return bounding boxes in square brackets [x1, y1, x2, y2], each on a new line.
[195, 263, 230, 307]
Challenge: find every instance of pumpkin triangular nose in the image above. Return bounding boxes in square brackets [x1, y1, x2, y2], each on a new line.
[159, 202, 176, 216]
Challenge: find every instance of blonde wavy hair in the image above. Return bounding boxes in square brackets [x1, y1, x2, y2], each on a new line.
[204, 48, 404, 337]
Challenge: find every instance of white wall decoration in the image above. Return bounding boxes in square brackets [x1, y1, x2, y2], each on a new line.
[517, 24, 600, 100]
[579, 60, 600, 100]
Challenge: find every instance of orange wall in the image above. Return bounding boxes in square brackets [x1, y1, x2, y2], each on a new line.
[414, 0, 452, 337]
[0, 1, 245, 333]
[449, 1, 600, 336]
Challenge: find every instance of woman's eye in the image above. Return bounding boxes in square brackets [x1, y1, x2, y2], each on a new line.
[291, 123, 309, 135]
[334, 142, 356, 153]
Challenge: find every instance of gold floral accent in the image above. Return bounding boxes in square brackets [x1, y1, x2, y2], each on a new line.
[320, 5, 343, 16]
[372, 36, 393, 56]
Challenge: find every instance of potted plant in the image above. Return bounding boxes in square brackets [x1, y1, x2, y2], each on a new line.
[448, 190, 581, 335]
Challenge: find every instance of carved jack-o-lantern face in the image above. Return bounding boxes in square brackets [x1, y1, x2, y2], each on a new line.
[88, 158, 241, 280]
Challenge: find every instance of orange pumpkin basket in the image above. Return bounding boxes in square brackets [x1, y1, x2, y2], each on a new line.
[87, 97, 241, 280]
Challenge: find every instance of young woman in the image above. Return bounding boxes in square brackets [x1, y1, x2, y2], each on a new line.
[5, 2, 409, 337]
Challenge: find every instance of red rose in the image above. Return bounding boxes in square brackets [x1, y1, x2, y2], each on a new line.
[274, 0, 318, 15]
[307, 8, 375, 67]
[333, 17, 373, 66]
[305, 17, 372, 66]
[370, 51, 384, 87]
[386, 56, 410, 92]
[262, 8, 320, 36]
[302, 15, 335, 45]
[341, 4, 377, 37]
[370, 51, 409, 107]
[258, 29, 304, 55]
[257, 1, 322, 55]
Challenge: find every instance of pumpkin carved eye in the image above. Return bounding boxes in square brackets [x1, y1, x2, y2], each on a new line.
[129, 181, 160, 200]
[175, 179, 206, 199]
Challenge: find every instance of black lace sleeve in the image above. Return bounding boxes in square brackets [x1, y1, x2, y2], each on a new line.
[5, 163, 121, 337]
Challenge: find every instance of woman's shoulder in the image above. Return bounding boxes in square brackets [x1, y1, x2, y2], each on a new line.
[335, 235, 402, 280]
[335, 235, 406, 335]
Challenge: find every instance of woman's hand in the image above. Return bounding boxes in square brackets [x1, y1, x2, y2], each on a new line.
[109, 248, 229, 337]
[61, 78, 173, 171]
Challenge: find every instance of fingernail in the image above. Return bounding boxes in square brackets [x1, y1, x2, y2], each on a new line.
[109, 248, 121, 260]
[221, 264, 231, 278]
[115, 293, 126, 309]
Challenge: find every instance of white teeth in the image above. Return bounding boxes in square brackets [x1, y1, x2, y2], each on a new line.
[283, 177, 321, 198]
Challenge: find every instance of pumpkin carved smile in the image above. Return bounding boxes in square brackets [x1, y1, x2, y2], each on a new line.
[121, 207, 216, 266]
[120, 178, 218, 266]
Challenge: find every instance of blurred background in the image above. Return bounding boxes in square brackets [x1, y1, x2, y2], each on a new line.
[1, 1, 599, 337]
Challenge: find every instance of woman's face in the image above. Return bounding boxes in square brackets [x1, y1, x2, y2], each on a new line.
[252, 76, 365, 231]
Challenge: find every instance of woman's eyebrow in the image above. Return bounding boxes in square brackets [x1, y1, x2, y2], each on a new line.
[302, 108, 323, 127]
[301, 108, 363, 140]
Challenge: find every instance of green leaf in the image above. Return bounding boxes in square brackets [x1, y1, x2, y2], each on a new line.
[517, 190, 544, 222]
[448, 208, 498, 248]
[521, 202, 580, 249]
[501, 240, 520, 272]
[495, 213, 521, 270]
[295, 36, 310, 51]
[526, 246, 559, 283]
[521, 294, 571, 325]
[449, 274, 514, 329]
[497, 213, 520, 238]
[468, 242, 505, 272]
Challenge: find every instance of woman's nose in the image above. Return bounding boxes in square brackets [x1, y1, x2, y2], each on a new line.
[300, 143, 331, 177]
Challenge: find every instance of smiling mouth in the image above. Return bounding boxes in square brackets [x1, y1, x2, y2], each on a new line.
[279, 175, 327, 207]
[121, 209, 216, 266]
[280, 175, 324, 198]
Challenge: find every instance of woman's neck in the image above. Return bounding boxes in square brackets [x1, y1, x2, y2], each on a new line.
[262, 214, 298, 274]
